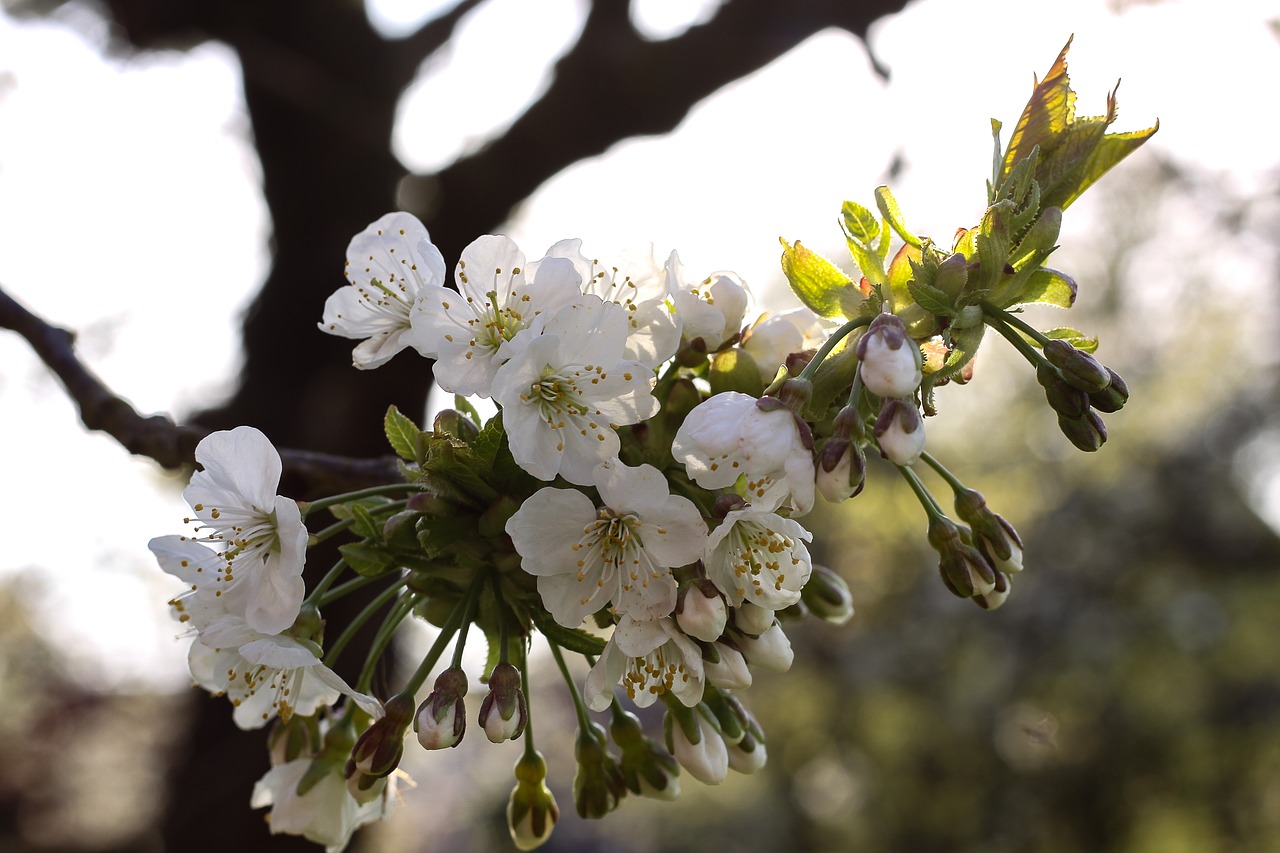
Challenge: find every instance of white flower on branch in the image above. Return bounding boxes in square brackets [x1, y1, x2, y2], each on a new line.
[407, 234, 581, 396]
[252, 754, 396, 853]
[320, 211, 447, 370]
[585, 615, 705, 711]
[666, 251, 750, 352]
[180, 426, 308, 635]
[703, 506, 813, 610]
[505, 458, 707, 627]
[672, 391, 815, 515]
[492, 299, 658, 485]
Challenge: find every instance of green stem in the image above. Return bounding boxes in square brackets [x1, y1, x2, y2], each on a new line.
[920, 451, 966, 496]
[981, 301, 1052, 346]
[355, 592, 417, 694]
[304, 558, 349, 608]
[898, 464, 946, 520]
[797, 315, 873, 383]
[982, 311, 1051, 369]
[302, 484, 425, 519]
[309, 516, 355, 546]
[323, 576, 410, 667]
[317, 571, 386, 609]
[397, 575, 486, 699]
[520, 653, 538, 756]
[547, 639, 593, 731]
[449, 579, 482, 670]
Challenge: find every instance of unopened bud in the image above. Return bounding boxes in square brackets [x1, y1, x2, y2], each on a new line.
[1042, 340, 1111, 393]
[345, 770, 389, 806]
[611, 708, 682, 801]
[727, 730, 768, 774]
[346, 694, 413, 779]
[856, 312, 923, 398]
[703, 641, 752, 690]
[415, 667, 468, 750]
[874, 399, 926, 467]
[734, 601, 775, 636]
[665, 705, 728, 786]
[817, 435, 867, 503]
[973, 571, 1012, 610]
[928, 516, 997, 598]
[676, 579, 728, 642]
[479, 662, 527, 744]
[934, 252, 970, 301]
[735, 622, 794, 672]
[801, 564, 855, 624]
[573, 722, 626, 819]
[508, 750, 558, 850]
[1088, 368, 1130, 413]
[1037, 363, 1089, 419]
[267, 714, 323, 767]
[433, 408, 479, 441]
[1057, 410, 1108, 452]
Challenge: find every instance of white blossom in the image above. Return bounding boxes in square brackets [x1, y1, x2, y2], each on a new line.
[740, 307, 828, 378]
[180, 427, 308, 635]
[672, 391, 815, 515]
[407, 235, 581, 395]
[320, 211, 447, 369]
[492, 299, 658, 485]
[703, 642, 752, 690]
[585, 616, 705, 711]
[528, 239, 681, 367]
[736, 622, 794, 672]
[703, 506, 813, 610]
[252, 756, 395, 853]
[666, 251, 749, 351]
[505, 459, 707, 627]
[669, 712, 728, 785]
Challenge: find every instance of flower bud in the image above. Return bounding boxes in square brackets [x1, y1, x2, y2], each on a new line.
[703, 641, 752, 690]
[927, 516, 997, 598]
[873, 399, 926, 467]
[727, 730, 768, 774]
[856, 313, 923, 398]
[346, 694, 413, 779]
[934, 252, 970, 301]
[703, 689, 751, 745]
[974, 571, 1012, 611]
[1057, 410, 1108, 452]
[665, 705, 728, 785]
[736, 622, 794, 672]
[345, 770, 389, 806]
[611, 708, 682, 801]
[676, 579, 728, 643]
[817, 436, 867, 503]
[1037, 363, 1089, 419]
[433, 408, 480, 441]
[1087, 368, 1130, 413]
[267, 714, 323, 767]
[508, 750, 559, 851]
[479, 662, 527, 744]
[733, 601, 775, 636]
[1042, 340, 1111, 393]
[801, 564, 855, 624]
[414, 667, 468, 750]
[573, 722, 626, 819]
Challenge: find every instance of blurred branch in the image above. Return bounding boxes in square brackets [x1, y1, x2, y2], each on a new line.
[411, 0, 909, 258]
[0, 284, 398, 494]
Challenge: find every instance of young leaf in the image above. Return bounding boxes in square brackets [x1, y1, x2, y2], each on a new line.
[338, 542, 397, 577]
[779, 238, 855, 318]
[875, 186, 923, 248]
[1012, 267, 1078, 309]
[841, 200, 881, 246]
[1043, 327, 1099, 353]
[384, 405, 423, 462]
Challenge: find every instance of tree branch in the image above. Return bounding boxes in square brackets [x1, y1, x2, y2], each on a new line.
[0, 285, 398, 495]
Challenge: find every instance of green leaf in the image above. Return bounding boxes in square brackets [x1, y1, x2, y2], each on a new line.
[453, 395, 483, 429]
[875, 186, 922, 248]
[1043, 327, 1099, 353]
[841, 200, 880, 245]
[350, 502, 383, 541]
[338, 542, 397, 577]
[779, 238, 855, 319]
[1001, 37, 1158, 212]
[528, 608, 607, 656]
[907, 279, 957, 318]
[472, 412, 505, 468]
[1014, 267, 1078, 309]
[384, 405, 422, 462]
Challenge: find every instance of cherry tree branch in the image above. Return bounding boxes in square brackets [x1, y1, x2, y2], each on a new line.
[0, 285, 399, 495]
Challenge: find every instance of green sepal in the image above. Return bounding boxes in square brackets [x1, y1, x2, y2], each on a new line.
[779, 238, 856, 319]
[416, 513, 480, 557]
[337, 542, 398, 578]
[528, 608, 607, 656]
[974, 201, 1014, 294]
[384, 405, 424, 463]
[875, 185, 922, 248]
[709, 348, 764, 397]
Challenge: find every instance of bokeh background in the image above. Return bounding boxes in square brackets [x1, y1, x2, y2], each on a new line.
[2, 0, 1279, 850]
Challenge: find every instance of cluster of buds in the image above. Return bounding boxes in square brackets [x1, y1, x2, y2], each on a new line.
[1037, 339, 1130, 451]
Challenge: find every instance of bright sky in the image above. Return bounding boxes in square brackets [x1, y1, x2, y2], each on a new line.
[1, 0, 1278, 690]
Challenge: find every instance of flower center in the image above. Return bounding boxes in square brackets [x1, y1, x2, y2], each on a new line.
[622, 643, 690, 701]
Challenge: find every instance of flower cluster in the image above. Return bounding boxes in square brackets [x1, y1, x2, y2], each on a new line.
[147, 40, 1152, 851]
